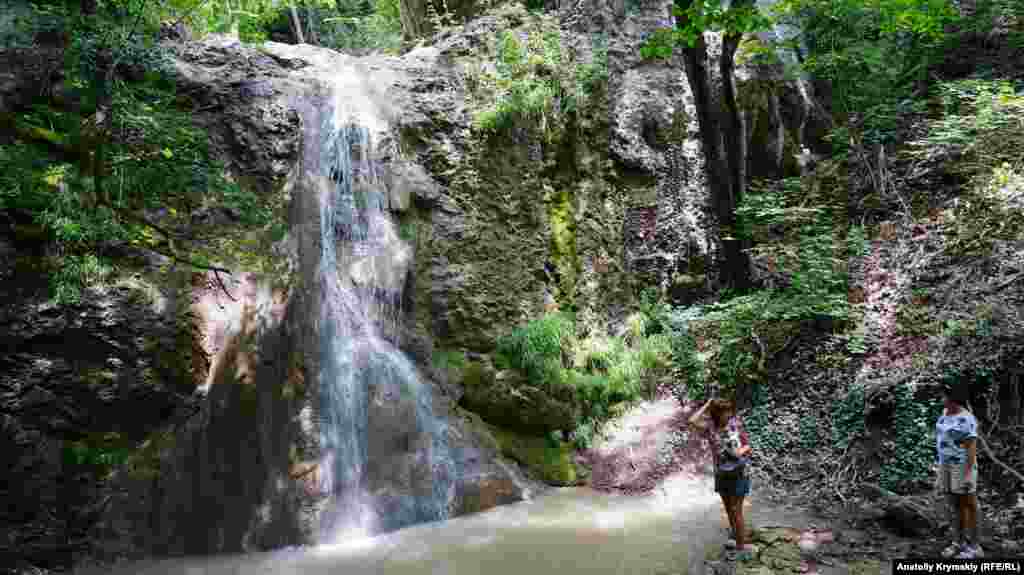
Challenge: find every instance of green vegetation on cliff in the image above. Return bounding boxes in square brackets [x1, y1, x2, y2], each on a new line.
[487, 309, 671, 449]
[1, 0, 286, 303]
[466, 10, 607, 139]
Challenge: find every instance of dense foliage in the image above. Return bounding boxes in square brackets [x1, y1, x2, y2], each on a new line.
[493, 309, 671, 449]
[0, 0, 289, 303]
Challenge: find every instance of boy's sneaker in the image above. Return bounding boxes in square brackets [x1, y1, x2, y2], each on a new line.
[941, 542, 962, 558]
[957, 544, 984, 558]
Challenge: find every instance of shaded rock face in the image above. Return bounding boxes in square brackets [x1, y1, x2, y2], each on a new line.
[104, 281, 317, 557]
[0, 229, 199, 571]
[164, 35, 305, 196]
[383, 3, 823, 445]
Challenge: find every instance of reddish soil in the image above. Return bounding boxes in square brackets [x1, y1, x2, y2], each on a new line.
[581, 397, 714, 495]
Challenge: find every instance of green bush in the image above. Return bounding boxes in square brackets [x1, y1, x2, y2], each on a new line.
[495, 309, 672, 449]
[746, 394, 786, 455]
[62, 433, 133, 480]
[1, 19, 280, 299]
[495, 311, 575, 388]
[638, 286, 671, 336]
[771, 0, 957, 148]
[906, 81, 1024, 257]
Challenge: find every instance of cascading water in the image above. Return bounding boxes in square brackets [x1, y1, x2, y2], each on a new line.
[316, 76, 455, 542]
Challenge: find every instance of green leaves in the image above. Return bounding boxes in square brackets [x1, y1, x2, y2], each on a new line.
[880, 384, 942, 492]
[496, 311, 576, 388]
[640, 0, 772, 60]
[831, 384, 865, 451]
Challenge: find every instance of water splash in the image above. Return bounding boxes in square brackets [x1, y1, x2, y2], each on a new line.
[315, 78, 454, 542]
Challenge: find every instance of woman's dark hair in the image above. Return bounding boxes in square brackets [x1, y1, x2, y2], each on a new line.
[707, 399, 736, 427]
[942, 382, 970, 405]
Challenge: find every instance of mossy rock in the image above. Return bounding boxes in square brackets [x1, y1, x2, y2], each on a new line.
[673, 272, 706, 287]
[457, 360, 580, 434]
[757, 540, 802, 573]
[487, 425, 577, 486]
[751, 527, 802, 546]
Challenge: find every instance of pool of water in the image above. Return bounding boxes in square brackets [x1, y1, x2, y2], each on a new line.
[84, 480, 725, 575]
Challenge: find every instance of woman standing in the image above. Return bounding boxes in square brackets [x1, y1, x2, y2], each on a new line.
[689, 398, 755, 560]
[935, 383, 983, 558]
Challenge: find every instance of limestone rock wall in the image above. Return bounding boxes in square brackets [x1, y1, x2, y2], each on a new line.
[90, 34, 540, 559]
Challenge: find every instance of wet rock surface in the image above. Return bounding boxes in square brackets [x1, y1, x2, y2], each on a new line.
[0, 232, 198, 572]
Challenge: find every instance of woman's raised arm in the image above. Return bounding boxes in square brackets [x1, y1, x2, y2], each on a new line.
[688, 399, 712, 430]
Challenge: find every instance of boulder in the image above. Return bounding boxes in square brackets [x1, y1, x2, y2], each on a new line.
[456, 359, 579, 434]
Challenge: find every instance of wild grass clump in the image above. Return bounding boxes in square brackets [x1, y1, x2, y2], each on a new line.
[495, 309, 672, 448]
[466, 15, 608, 137]
[495, 311, 575, 387]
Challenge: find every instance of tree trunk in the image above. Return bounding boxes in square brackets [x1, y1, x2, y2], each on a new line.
[676, 0, 752, 293]
[399, 0, 430, 40]
[718, 2, 753, 292]
[289, 4, 305, 44]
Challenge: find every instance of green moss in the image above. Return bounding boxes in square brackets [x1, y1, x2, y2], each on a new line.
[673, 272, 706, 287]
[548, 186, 577, 309]
[687, 251, 706, 276]
[125, 428, 176, 481]
[462, 361, 487, 387]
[398, 212, 418, 242]
[237, 382, 260, 418]
[781, 132, 802, 178]
[488, 424, 577, 485]
[432, 349, 467, 372]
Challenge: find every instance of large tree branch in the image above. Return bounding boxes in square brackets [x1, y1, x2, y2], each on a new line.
[967, 401, 1024, 486]
[978, 432, 1024, 486]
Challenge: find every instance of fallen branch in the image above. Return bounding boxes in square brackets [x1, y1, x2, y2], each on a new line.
[965, 401, 1024, 486]
[977, 432, 1024, 486]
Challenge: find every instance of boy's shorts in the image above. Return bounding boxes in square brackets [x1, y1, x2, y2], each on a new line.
[937, 462, 977, 495]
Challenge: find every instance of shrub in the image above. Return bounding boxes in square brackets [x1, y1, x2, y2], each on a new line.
[494, 310, 673, 448]
[638, 286, 671, 336]
[495, 311, 575, 388]
[909, 80, 1024, 180]
[770, 0, 957, 148]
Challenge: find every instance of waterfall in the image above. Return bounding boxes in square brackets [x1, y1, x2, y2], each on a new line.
[315, 74, 455, 542]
